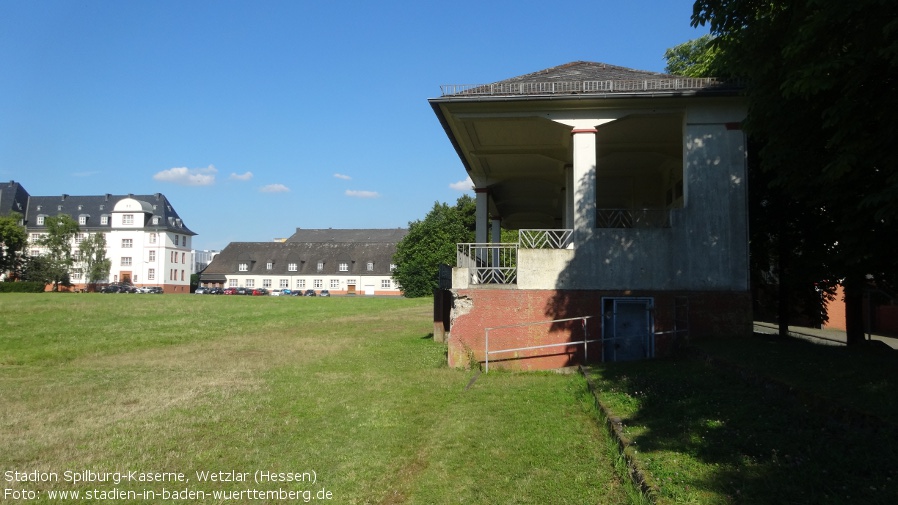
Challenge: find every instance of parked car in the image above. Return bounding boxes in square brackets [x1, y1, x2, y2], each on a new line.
[147, 286, 164, 294]
[194, 287, 209, 294]
[100, 285, 121, 293]
[319, 290, 331, 297]
[223, 287, 238, 295]
[281, 289, 293, 296]
[303, 289, 317, 296]
[290, 290, 304, 296]
[208, 287, 224, 295]
[270, 289, 283, 296]
[252, 288, 269, 296]
[235, 287, 249, 295]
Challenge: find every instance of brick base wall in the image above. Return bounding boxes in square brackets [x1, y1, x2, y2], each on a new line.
[446, 288, 751, 370]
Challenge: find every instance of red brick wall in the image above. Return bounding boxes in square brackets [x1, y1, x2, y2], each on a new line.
[446, 288, 751, 370]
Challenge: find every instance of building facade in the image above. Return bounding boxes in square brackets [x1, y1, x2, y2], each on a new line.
[430, 61, 750, 369]
[199, 229, 406, 295]
[0, 181, 196, 292]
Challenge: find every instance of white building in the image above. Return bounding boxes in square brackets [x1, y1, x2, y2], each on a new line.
[0, 182, 197, 293]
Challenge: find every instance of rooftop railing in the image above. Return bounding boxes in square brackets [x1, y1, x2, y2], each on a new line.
[440, 78, 734, 97]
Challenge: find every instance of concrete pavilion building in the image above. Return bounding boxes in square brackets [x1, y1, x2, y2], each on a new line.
[429, 61, 749, 369]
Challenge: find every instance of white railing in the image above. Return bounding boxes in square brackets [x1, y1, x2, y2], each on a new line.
[457, 243, 517, 285]
[519, 229, 573, 249]
[441, 78, 732, 97]
[485, 316, 597, 372]
[596, 209, 671, 228]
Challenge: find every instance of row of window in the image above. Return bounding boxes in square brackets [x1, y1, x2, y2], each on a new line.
[227, 278, 393, 289]
[238, 261, 397, 272]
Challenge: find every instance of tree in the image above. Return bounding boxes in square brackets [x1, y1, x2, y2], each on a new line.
[78, 232, 111, 290]
[36, 214, 80, 291]
[692, 0, 898, 344]
[392, 195, 476, 297]
[0, 212, 27, 280]
[663, 34, 721, 77]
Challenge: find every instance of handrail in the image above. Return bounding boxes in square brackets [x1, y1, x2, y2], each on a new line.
[484, 316, 596, 372]
[519, 229, 573, 249]
[441, 78, 738, 97]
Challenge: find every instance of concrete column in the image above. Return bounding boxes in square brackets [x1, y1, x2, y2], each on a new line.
[475, 188, 489, 244]
[490, 217, 501, 243]
[571, 128, 597, 232]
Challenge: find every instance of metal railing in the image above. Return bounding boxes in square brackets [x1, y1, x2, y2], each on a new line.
[441, 78, 731, 97]
[596, 209, 671, 228]
[485, 316, 596, 372]
[456, 243, 518, 285]
[519, 229, 573, 249]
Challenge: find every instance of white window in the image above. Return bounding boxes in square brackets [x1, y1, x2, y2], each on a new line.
[101, 215, 109, 225]
[381, 279, 392, 289]
[263, 279, 272, 288]
[339, 262, 348, 272]
[37, 216, 45, 225]
[148, 269, 155, 281]
[75, 234, 85, 244]
[229, 279, 237, 287]
[121, 257, 132, 266]
[148, 250, 155, 262]
[239, 263, 248, 272]
[123, 214, 134, 225]
[279, 279, 288, 288]
[296, 279, 306, 288]
[266, 262, 273, 270]
[288, 263, 297, 272]
[246, 279, 255, 288]
[122, 239, 133, 248]
[317, 262, 324, 272]
[150, 233, 157, 244]
[367, 262, 374, 271]
[330, 279, 339, 289]
[79, 216, 87, 225]
[313, 279, 323, 288]
[72, 269, 83, 280]
[152, 216, 160, 225]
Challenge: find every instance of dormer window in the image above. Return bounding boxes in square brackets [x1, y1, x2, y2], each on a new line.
[77, 205, 83, 211]
[123, 214, 134, 225]
[339, 262, 348, 272]
[36, 205, 42, 211]
[37, 216, 45, 226]
[239, 263, 248, 272]
[288, 263, 297, 272]
[78, 215, 87, 225]
[57, 205, 63, 211]
[101, 215, 109, 225]
[266, 262, 273, 270]
[367, 262, 374, 271]
[317, 262, 324, 272]
[152, 216, 160, 225]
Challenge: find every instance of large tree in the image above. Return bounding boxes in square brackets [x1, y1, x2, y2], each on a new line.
[0, 212, 27, 280]
[663, 34, 721, 77]
[692, 0, 898, 344]
[392, 195, 476, 297]
[78, 232, 111, 290]
[35, 214, 80, 291]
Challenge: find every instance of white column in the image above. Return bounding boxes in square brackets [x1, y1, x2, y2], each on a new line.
[475, 188, 489, 244]
[571, 128, 597, 232]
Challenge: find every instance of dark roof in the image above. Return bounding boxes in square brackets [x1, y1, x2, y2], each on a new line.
[286, 228, 408, 243]
[202, 241, 399, 277]
[22, 192, 196, 235]
[499, 61, 673, 84]
[435, 60, 740, 98]
[0, 181, 30, 216]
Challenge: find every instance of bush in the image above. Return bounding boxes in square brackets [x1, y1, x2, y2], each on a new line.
[0, 281, 47, 293]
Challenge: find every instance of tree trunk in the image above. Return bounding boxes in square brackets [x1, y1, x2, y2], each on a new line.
[843, 276, 866, 346]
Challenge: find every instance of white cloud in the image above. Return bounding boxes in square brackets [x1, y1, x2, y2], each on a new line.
[345, 189, 380, 198]
[449, 176, 474, 192]
[153, 165, 217, 186]
[333, 173, 352, 180]
[229, 171, 253, 181]
[260, 183, 290, 193]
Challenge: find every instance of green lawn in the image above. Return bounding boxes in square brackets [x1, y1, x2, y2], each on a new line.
[0, 294, 642, 504]
[586, 335, 898, 505]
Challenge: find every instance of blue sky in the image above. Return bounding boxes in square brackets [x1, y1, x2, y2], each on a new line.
[0, 1, 709, 251]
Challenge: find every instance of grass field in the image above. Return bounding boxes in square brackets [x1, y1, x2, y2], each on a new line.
[0, 294, 643, 504]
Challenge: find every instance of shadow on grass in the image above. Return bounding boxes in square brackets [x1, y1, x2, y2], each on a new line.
[586, 342, 898, 504]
